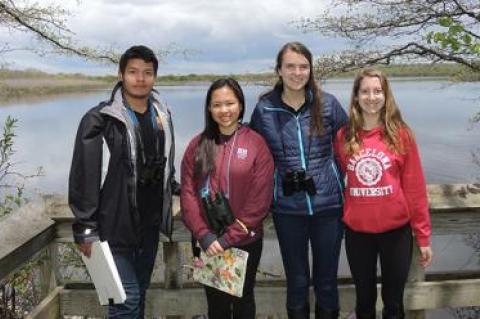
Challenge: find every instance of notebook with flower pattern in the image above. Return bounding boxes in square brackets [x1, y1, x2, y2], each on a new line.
[193, 247, 249, 297]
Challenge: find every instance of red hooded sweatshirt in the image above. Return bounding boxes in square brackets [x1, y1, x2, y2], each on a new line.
[181, 125, 274, 250]
[334, 126, 431, 247]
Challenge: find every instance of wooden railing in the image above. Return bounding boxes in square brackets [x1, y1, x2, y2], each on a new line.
[1, 183, 480, 318]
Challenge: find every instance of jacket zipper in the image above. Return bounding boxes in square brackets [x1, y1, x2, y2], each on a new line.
[273, 168, 278, 205]
[330, 137, 344, 203]
[264, 107, 314, 215]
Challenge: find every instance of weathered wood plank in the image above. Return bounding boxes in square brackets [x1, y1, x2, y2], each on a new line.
[25, 286, 62, 319]
[0, 202, 55, 280]
[163, 242, 183, 289]
[427, 184, 480, 210]
[43, 193, 181, 219]
[52, 209, 480, 244]
[406, 245, 426, 319]
[38, 244, 58, 300]
[59, 279, 480, 317]
[49, 184, 480, 243]
[45, 184, 480, 220]
[405, 279, 480, 309]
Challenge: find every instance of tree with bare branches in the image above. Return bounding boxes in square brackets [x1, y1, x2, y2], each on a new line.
[0, 0, 190, 65]
[0, 0, 121, 63]
[297, 0, 480, 78]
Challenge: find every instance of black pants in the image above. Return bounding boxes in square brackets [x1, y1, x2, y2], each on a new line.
[205, 239, 263, 319]
[345, 224, 412, 318]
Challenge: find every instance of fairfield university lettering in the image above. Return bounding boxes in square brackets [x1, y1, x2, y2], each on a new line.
[347, 148, 393, 197]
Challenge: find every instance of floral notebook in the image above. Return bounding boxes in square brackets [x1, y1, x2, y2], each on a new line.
[193, 247, 249, 297]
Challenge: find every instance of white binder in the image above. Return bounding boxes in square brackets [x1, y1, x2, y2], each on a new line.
[81, 241, 126, 305]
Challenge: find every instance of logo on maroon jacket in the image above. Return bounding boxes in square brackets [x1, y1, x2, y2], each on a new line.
[237, 147, 248, 160]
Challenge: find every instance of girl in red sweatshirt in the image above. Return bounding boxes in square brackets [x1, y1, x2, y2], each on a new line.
[334, 68, 433, 319]
[181, 78, 274, 319]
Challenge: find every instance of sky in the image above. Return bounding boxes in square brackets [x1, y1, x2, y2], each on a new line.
[0, 0, 348, 76]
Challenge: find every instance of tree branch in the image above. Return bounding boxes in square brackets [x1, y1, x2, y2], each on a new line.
[0, 1, 118, 63]
[299, 0, 480, 77]
[315, 42, 480, 78]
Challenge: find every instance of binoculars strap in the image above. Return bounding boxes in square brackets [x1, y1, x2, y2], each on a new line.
[200, 130, 239, 199]
[235, 218, 249, 234]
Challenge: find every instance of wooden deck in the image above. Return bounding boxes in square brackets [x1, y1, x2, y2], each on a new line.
[1, 183, 480, 318]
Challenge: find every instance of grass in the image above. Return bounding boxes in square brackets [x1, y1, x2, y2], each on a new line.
[0, 69, 114, 101]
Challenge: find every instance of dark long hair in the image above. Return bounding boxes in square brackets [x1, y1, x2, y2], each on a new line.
[194, 78, 245, 178]
[263, 41, 324, 136]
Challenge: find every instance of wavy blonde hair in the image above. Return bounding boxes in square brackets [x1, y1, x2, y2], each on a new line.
[344, 68, 412, 155]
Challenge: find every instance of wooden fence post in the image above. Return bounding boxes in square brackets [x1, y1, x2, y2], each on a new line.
[163, 241, 184, 319]
[405, 242, 426, 319]
[38, 244, 58, 302]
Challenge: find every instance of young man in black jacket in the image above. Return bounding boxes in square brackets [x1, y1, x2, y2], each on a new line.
[69, 45, 177, 318]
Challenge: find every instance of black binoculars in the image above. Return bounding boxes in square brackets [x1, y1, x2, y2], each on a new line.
[202, 192, 235, 236]
[282, 169, 317, 196]
[138, 156, 165, 187]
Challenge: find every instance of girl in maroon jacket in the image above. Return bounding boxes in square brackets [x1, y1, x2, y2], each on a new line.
[181, 78, 274, 319]
[334, 68, 433, 319]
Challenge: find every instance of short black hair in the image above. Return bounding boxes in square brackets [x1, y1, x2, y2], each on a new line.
[118, 45, 158, 75]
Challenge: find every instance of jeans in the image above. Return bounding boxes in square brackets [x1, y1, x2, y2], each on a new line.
[204, 239, 263, 319]
[273, 213, 343, 311]
[108, 226, 160, 319]
[345, 224, 412, 318]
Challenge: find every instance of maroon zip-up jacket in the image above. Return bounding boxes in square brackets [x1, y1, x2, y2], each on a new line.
[181, 125, 274, 250]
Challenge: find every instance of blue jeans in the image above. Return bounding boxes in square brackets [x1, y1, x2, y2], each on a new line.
[273, 213, 343, 311]
[108, 227, 160, 319]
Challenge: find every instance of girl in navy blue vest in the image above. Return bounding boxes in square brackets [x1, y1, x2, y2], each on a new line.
[250, 42, 347, 319]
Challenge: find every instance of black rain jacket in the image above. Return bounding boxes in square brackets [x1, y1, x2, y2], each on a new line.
[68, 82, 177, 252]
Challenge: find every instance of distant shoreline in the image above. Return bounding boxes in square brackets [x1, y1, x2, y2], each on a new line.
[0, 63, 475, 102]
[0, 75, 453, 103]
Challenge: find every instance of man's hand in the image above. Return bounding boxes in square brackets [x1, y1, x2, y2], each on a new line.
[77, 242, 93, 258]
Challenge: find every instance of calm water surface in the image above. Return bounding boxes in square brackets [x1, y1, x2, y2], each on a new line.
[2, 79, 479, 193]
[1, 79, 479, 280]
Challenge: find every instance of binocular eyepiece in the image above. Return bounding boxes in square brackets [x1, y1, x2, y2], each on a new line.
[202, 192, 235, 236]
[282, 169, 317, 196]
